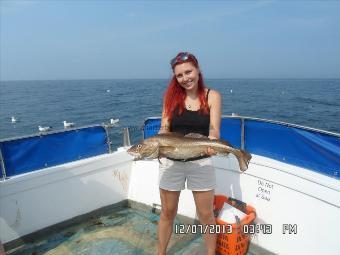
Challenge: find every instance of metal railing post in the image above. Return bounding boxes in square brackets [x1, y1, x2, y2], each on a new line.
[141, 124, 145, 141]
[123, 127, 131, 147]
[103, 125, 112, 153]
[0, 147, 7, 180]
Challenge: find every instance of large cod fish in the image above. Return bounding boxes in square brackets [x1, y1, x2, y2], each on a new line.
[127, 133, 252, 172]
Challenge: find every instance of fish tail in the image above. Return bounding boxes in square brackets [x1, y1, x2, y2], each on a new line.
[236, 150, 252, 172]
[241, 149, 252, 163]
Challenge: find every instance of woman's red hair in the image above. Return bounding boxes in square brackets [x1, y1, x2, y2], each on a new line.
[163, 52, 209, 121]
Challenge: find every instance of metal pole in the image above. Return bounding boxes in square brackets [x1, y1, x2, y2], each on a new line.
[123, 127, 131, 147]
[103, 125, 112, 153]
[0, 146, 7, 180]
[141, 125, 145, 141]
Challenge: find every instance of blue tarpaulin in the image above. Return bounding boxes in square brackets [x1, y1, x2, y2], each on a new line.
[143, 117, 340, 179]
[143, 118, 161, 138]
[245, 120, 340, 178]
[0, 126, 109, 177]
[1, 118, 339, 179]
[220, 118, 241, 148]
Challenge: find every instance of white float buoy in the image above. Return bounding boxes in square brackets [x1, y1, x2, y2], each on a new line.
[38, 126, 52, 132]
[11, 116, 17, 123]
[63, 121, 75, 129]
[106, 89, 111, 93]
[230, 89, 233, 93]
[110, 118, 119, 125]
[103, 118, 120, 128]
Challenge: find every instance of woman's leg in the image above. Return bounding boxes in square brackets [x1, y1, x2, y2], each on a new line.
[158, 188, 181, 255]
[192, 190, 216, 255]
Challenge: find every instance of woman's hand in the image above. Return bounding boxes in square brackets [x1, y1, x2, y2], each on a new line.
[206, 147, 217, 156]
[206, 136, 218, 156]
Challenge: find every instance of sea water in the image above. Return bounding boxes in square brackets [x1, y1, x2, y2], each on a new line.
[1, 79, 339, 149]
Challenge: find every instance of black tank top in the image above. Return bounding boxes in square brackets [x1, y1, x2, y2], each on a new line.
[170, 89, 210, 136]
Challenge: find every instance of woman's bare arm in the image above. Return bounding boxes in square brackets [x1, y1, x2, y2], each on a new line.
[159, 102, 170, 134]
[208, 89, 222, 140]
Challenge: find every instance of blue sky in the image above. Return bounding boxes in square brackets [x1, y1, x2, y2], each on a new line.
[1, 0, 339, 80]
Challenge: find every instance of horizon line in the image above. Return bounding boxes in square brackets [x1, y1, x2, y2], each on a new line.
[1, 77, 340, 82]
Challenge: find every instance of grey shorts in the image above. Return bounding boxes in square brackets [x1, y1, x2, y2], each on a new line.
[159, 157, 216, 191]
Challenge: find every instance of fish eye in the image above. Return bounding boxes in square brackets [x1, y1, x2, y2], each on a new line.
[137, 144, 142, 148]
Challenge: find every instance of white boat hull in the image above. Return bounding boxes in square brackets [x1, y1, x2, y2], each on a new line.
[1, 148, 339, 254]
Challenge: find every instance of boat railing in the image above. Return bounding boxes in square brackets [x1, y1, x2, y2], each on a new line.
[0, 125, 111, 180]
[1, 116, 339, 181]
[143, 115, 340, 180]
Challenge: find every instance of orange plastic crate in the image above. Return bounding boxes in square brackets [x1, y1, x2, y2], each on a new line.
[214, 195, 256, 255]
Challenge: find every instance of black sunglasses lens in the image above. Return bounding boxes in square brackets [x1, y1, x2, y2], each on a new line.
[171, 53, 190, 66]
[180, 53, 189, 61]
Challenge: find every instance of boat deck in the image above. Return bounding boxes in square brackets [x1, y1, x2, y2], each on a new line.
[5, 201, 258, 255]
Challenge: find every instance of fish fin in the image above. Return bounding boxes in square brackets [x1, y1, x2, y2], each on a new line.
[216, 151, 230, 156]
[218, 139, 233, 147]
[184, 133, 207, 138]
[157, 132, 184, 137]
[158, 157, 162, 164]
[241, 150, 252, 163]
[146, 146, 160, 159]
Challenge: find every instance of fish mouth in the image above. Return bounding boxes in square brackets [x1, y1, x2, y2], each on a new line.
[126, 150, 141, 159]
[131, 154, 142, 161]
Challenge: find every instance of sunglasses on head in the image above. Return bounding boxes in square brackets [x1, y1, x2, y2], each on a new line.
[170, 52, 191, 67]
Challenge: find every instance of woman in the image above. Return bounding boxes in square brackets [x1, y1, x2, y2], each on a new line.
[158, 52, 221, 255]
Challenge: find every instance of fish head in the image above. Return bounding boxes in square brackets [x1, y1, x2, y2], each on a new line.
[127, 141, 159, 160]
